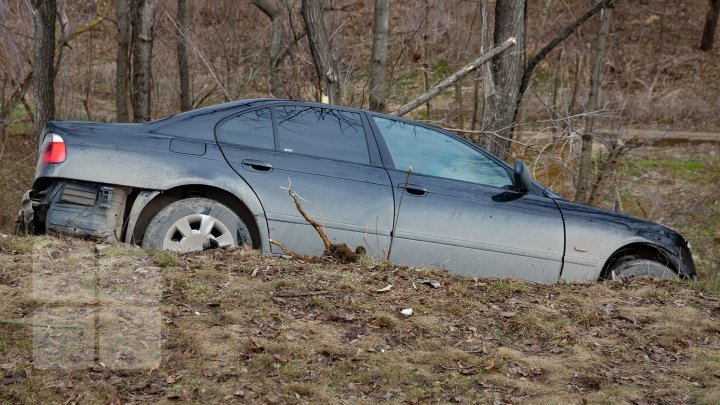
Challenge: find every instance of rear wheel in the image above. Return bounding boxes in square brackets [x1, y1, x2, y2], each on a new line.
[142, 198, 251, 252]
[610, 258, 676, 280]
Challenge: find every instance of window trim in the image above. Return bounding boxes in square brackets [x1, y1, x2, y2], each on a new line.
[214, 106, 278, 152]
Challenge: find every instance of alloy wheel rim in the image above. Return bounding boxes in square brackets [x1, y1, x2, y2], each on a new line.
[162, 214, 234, 252]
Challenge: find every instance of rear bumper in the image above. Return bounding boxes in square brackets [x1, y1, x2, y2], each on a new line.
[25, 180, 130, 242]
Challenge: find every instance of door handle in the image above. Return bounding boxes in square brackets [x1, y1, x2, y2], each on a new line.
[398, 183, 427, 196]
[241, 159, 274, 172]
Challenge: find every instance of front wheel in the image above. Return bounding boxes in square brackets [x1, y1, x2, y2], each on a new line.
[610, 259, 677, 280]
[142, 198, 251, 252]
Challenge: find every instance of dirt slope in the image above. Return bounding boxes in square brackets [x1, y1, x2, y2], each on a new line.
[1, 235, 719, 404]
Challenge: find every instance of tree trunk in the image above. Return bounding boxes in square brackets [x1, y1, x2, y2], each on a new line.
[479, 0, 495, 133]
[454, 81, 464, 128]
[252, 0, 285, 97]
[422, 0, 431, 117]
[301, 0, 341, 104]
[131, 0, 156, 122]
[575, 6, 612, 204]
[30, 0, 56, 145]
[369, 0, 389, 112]
[176, 0, 190, 111]
[115, 0, 130, 122]
[481, 0, 525, 159]
[700, 0, 720, 51]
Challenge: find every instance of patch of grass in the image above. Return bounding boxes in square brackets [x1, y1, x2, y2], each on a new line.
[411, 315, 444, 334]
[0, 324, 32, 354]
[3, 236, 36, 252]
[448, 304, 467, 316]
[690, 276, 720, 296]
[181, 279, 215, 302]
[100, 245, 145, 258]
[308, 296, 331, 310]
[272, 278, 303, 290]
[633, 157, 720, 182]
[505, 313, 572, 342]
[487, 280, 528, 296]
[148, 249, 177, 267]
[374, 311, 398, 330]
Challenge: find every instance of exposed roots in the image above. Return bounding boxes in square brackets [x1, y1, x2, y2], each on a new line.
[272, 181, 366, 264]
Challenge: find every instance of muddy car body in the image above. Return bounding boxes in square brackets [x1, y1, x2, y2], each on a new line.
[23, 98, 696, 283]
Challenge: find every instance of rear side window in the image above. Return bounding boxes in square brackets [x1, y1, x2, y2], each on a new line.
[216, 108, 274, 150]
[274, 106, 370, 164]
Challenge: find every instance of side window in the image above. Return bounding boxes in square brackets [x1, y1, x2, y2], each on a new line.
[274, 106, 370, 165]
[373, 117, 513, 189]
[216, 108, 274, 150]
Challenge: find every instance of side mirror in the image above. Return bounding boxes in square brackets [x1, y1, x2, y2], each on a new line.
[513, 160, 533, 193]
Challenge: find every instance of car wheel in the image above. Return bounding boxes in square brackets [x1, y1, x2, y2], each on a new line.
[142, 198, 251, 252]
[611, 259, 677, 280]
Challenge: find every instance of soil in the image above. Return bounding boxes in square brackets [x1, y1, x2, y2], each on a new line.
[1, 235, 719, 404]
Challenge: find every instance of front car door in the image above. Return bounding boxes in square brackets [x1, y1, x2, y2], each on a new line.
[370, 115, 565, 283]
[216, 104, 394, 257]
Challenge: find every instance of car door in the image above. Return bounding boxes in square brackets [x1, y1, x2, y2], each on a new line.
[370, 115, 565, 283]
[216, 104, 394, 257]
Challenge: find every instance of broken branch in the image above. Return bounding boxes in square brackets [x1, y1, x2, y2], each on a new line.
[270, 239, 315, 261]
[287, 186, 332, 253]
[391, 37, 516, 117]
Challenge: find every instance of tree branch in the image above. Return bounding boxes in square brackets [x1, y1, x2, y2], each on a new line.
[287, 186, 331, 252]
[391, 37, 516, 117]
[519, 0, 618, 97]
[252, 0, 279, 19]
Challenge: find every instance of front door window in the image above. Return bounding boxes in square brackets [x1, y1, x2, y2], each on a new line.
[373, 117, 513, 189]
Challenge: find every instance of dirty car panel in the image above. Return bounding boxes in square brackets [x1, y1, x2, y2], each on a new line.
[22, 98, 696, 283]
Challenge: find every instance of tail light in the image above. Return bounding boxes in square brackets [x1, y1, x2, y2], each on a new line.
[39, 134, 66, 166]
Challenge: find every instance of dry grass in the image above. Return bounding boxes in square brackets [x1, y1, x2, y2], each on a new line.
[1, 235, 719, 403]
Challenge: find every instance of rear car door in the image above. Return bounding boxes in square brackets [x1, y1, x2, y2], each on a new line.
[216, 104, 394, 257]
[370, 116, 565, 283]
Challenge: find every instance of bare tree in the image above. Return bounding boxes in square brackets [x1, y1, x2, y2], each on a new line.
[422, 0, 432, 116]
[131, 0, 156, 122]
[116, 0, 130, 121]
[480, 0, 526, 159]
[30, 0, 56, 143]
[700, 0, 720, 51]
[176, 0, 190, 111]
[301, 0, 341, 104]
[369, 0, 389, 112]
[576, 5, 613, 204]
[479, 0, 495, 132]
[253, 0, 285, 98]
[519, 0, 618, 98]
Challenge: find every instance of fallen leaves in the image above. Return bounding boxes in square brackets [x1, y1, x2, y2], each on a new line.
[2, 235, 720, 404]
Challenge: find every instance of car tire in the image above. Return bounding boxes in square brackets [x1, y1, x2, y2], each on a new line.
[142, 198, 251, 252]
[611, 259, 677, 280]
